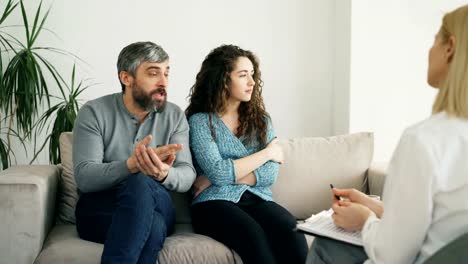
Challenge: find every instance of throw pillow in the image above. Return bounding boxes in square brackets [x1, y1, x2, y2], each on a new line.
[271, 132, 373, 220]
[57, 132, 78, 224]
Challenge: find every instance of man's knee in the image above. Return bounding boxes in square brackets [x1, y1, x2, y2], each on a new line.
[125, 173, 156, 190]
[149, 213, 168, 243]
[122, 173, 166, 198]
[117, 174, 158, 207]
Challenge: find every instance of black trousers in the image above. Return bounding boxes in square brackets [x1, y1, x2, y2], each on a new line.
[191, 191, 308, 264]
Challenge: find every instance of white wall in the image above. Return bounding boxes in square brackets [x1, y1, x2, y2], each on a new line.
[333, 1, 351, 135]
[2, 0, 339, 165]
[5, 0, 465, 166]
[349, 0, 465, 162]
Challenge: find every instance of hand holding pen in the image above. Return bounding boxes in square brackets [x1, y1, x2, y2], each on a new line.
[329, 184, 342, 201]
[329, 185, 385, 218]
[329, 184, 375, 231]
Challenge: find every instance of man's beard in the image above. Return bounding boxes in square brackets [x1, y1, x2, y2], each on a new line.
[132, 84, 167, 112]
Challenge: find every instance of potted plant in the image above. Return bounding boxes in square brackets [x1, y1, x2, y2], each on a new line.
[0, 0, 88, 169]
[31, 65, 91, 164]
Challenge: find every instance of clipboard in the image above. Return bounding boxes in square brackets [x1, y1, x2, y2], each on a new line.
[297, 209, 363, 246]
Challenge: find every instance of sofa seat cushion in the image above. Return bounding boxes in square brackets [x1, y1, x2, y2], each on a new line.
[35, 224, 241, 264]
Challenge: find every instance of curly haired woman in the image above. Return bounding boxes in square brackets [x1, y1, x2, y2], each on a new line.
[185, 45, 308, 264]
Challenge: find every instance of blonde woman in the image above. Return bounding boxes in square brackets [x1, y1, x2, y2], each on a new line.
[307, 4, 468, 264]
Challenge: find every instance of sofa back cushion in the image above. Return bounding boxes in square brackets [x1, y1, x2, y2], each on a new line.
[57, 132, 192, 224]
[272, 132, 373, 220]
[58, 132, 373, 224]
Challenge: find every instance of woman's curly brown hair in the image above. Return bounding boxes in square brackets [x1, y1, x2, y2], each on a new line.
[185, 45, 269, 146]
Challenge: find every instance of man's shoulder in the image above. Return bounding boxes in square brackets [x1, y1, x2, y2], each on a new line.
[76, 93, 120, 127]
[160, 101, 185, 119]
[157, 102, 190, 127]
[163, 101, 183, 114]
[83, 93, 118, 109]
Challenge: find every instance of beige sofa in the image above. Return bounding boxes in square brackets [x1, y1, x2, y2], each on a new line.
[0, 132, 386, 264]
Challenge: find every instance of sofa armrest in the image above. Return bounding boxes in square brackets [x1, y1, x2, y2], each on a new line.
[367, 162, 388, 199]
[0, 165, 60, 264]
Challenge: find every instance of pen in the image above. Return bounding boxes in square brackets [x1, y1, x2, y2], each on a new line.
[329, 184, 342, 201]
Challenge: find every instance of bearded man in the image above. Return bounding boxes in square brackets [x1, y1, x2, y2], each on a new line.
[73, 41, 196, 264]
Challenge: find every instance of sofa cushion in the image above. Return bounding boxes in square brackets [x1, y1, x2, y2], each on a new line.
[34, 224, 241, 264]
[272, 132, 373, 220]
[57, 132, 192, 225]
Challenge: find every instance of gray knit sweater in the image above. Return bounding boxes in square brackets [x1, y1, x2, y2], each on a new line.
[73, 92, 196, 193]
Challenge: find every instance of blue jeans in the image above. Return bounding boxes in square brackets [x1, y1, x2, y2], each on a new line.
[75, 173, 175, 264]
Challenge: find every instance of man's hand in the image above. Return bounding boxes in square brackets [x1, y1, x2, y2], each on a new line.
[192, 175, 211, 197]
[127, 135, 153, 173]
[153, 144, 183, 161]
[331, 200, 373, 232]
[331, 188, 384, 218]
[135, 144, 175, 182]
[127, 135, 182, 182]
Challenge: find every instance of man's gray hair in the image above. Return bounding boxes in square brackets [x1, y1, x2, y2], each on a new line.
[117, 41, 169, 91]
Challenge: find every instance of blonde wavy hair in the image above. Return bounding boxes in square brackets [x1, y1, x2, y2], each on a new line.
[432, 5, 468, 118]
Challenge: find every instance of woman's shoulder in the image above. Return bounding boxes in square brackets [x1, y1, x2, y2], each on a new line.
[188, 113, 214, 130]
[400, 112, 468, 157]
[263, 115, 275, 132]
[404, 112, 467, 139]
[400, 115, 441, 146]
[188, 112, 209, 123]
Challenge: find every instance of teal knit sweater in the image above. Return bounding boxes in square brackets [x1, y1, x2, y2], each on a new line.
[188, 113, 279, 204]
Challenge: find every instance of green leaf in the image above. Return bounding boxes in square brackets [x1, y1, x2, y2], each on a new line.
[0, 138, 10, 170]
[19, 0, 30, 48]
[0, 0, 18, 25]
[30, 2, 50, 47]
